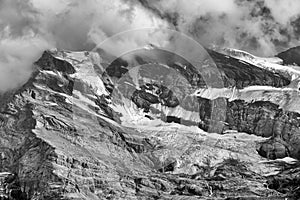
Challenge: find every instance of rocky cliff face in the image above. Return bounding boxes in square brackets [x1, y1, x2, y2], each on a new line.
[0, 48, 299, 199]
[207, 50, 291, 88]
[198, 98, 300, 159]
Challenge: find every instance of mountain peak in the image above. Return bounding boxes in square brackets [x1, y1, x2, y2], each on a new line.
[35, 50, 76, 74]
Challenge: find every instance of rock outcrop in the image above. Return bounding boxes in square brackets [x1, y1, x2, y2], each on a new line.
[277, 46, 300, 66]
[198, 98, 300, 159]
[208, 50, 291, 88]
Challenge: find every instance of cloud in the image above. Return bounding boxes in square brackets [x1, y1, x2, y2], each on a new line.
[30, 0, 169, 51]
[265, 0, 300, 25]
[0, 0, 51, 92]
[0, 0, 39, 37]
[137, 0, 300, 56]
[0, 35, 52, 92]
[1, 0, 300, 92]
[0, 0, 168, 92]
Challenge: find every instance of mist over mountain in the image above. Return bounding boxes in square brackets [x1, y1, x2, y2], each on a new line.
[1, 0, 300, 92]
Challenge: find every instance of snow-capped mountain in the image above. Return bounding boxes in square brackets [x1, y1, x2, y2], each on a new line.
[1, 46, 300, 199]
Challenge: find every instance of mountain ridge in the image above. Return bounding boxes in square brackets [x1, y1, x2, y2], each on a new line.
[0, 47, 300, 199]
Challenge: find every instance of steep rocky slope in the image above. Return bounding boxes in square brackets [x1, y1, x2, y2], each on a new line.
[277, 46, 300, 66]
[0, 48, 299, 200]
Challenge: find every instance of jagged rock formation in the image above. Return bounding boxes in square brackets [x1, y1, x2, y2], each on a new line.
[131, 83, 180, 112]
[0, 48, 300, 200]
[198, 98, 300, 159]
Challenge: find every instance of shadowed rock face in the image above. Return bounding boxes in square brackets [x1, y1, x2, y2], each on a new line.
[105, 49, 291, 89]
[0, 88, 61, 199]
[105, 49, 208, 88]
[277, 46, 300, 66]
[0, 49, 300, 199]
[108, 50, 297, 160]
[198, 98, 300, 159]
[207, 50, 291, 88]
[267, 161, 300, 198]
[35, 51, 76, 74]
[131, 83, 180, 113]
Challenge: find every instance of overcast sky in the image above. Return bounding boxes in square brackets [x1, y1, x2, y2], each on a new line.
[1, 0, 300, 92]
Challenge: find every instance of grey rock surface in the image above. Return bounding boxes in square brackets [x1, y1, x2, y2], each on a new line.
[0, 49, 299, 199]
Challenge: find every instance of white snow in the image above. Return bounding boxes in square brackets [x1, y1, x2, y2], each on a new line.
[41, 70, 58, 76]
[0, 172, 12, 176]
[260, 157, 298, 165]
[222, 47, 300, 80]
[71, 62, 108, 96]
[276, 157, 298, 164]
[52, 50, 109, 96]
[110, 97, 147, 125]
[72, 90, 97, 109]
[194, 85, 297, 101]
